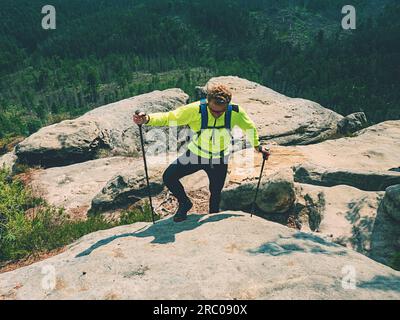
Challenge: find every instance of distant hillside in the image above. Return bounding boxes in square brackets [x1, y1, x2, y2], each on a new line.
[0, 0, 399, 143]
[259, 0, 395, 47]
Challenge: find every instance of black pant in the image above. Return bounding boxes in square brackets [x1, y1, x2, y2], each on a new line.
[162, 151, 228, 213]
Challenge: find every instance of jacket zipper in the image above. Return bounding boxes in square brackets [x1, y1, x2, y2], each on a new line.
[210, 118, 217, 143]
[210, 118, 217, 167]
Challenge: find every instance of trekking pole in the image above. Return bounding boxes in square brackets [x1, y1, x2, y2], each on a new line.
[251, 152, 268, 218]
[135, 110, 156, 224]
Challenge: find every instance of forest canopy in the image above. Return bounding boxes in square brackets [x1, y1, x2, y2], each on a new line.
[0, 0, 399, 143]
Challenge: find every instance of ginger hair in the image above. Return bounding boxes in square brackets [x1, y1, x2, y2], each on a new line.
[207, 84, 232, 105]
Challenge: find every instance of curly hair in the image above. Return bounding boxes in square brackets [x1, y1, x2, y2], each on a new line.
[207, 84, 232, 105]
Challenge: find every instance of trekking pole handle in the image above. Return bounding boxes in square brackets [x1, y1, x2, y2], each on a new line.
[258, 145, 271, 160]
[134, 110, 149, 126]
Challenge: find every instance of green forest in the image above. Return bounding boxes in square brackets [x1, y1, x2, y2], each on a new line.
[1, 0, 399, 149]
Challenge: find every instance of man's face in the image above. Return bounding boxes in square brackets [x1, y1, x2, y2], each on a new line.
[208, 99, 228, 119]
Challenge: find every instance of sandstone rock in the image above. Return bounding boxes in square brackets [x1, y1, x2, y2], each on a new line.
[194, 86, 207, 100]
[27, 152, 207, 217]
[15, 89, 189, 168]
[298, 121, 400, 172]
[203, 76, 344, 145]
[16, 120, 103, 168]
[293, 163, 400, 191]
[294, 184, 384, 256]
[1, 213, 399, 300]
[295, 188, 326, 232]
[380, 184, 400, 221]
[28, 157, 142, 219]
[220, 184, 255, 211]
[221, 169, 296, 214]
[294, 183, 400, 268]
[337, 112, 368, 135]
[0, 151, 17, 173]
[28, 154, 179, 217]
[370, 200, 400, 267]
[90, 168, 164, 214]
[256, 169, 296, 213]
[227, 121, 400, 182]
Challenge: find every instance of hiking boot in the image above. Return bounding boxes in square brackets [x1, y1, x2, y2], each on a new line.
[173, 199, 193, 223]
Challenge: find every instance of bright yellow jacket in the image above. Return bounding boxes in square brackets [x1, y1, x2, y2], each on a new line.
[147, 100, 260, 159]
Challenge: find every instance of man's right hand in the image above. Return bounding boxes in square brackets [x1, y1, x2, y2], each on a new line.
[257, 145, 271, 160]
[133, 112, 149, 125]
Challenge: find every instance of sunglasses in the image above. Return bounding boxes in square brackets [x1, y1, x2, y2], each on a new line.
[215, 97, 228, 104]
[209, 106, 227, 114]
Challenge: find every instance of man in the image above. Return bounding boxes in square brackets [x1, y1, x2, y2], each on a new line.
[133, 84, 270, 222]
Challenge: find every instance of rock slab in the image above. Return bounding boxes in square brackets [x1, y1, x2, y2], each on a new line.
[1, 213, 399, 300]
[15, 89, 189, 168]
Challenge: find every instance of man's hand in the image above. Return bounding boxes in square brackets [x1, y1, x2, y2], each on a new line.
[256, 145, 271, 160]
[133, 112, 149, 126]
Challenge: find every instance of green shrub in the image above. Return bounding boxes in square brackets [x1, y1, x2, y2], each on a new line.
[120, 202, 160, 225]
[0, 168, 158, 265]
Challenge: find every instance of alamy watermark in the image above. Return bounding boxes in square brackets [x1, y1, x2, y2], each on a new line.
[41, 265, 56, 292]
[341, 265, 357, 290]
[141, 124, 261, 175]
[42, 5, 56, 30]
[41, 5, 356, 32]
[342, 5, 357, 30]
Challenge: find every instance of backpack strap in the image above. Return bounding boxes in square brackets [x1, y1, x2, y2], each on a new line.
[225, 105, 233, 130]
[224, 104, 239, 130]
[231, 104, 239, 113]
[199, 98, 208, 130]
[226, 104, 239, 146]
